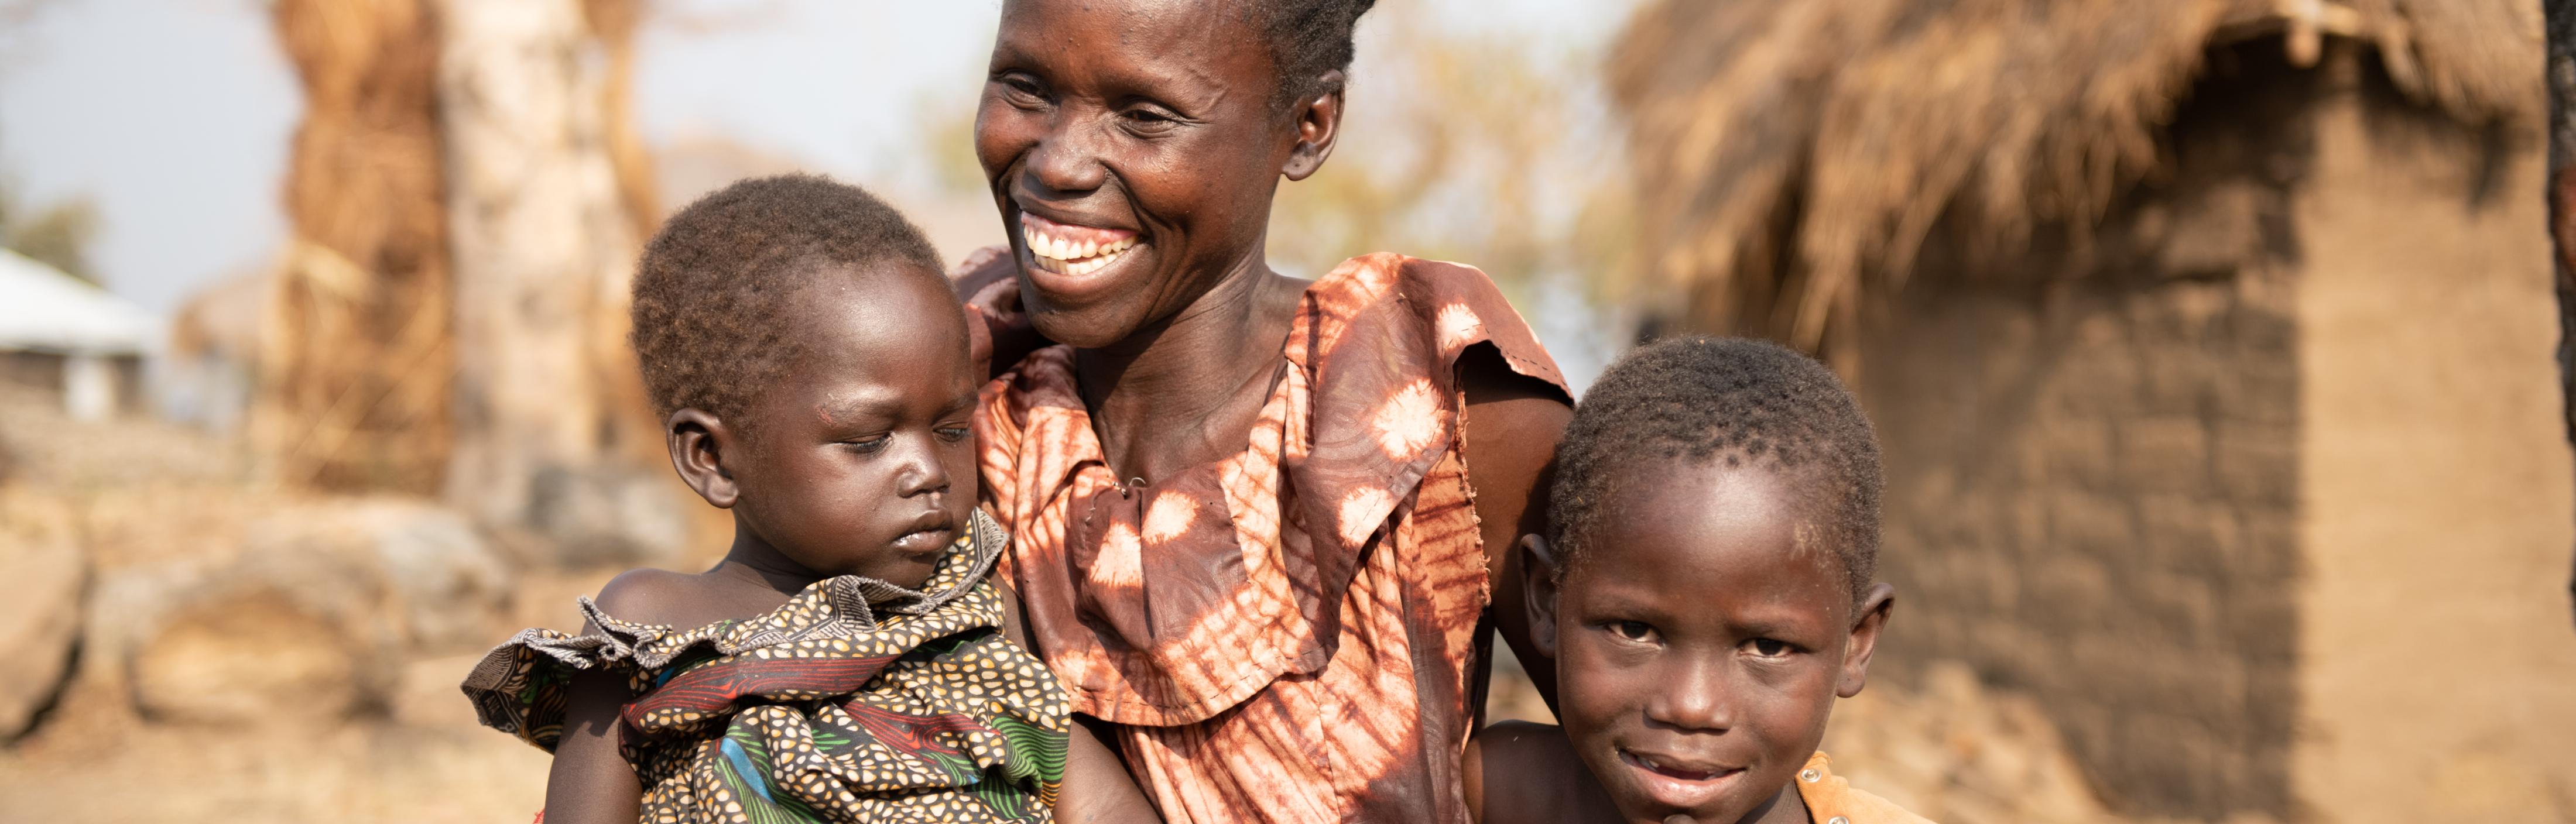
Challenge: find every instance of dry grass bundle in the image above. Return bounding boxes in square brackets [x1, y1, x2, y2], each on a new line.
[1609, 0, 2541, 358]
[259, 0, 451, 493]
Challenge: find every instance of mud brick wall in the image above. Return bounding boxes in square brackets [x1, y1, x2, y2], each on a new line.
[1856, 267, 2301, 819]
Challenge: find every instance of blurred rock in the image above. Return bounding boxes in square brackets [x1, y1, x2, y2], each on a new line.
[0, 493, 87, 740]
[523, 465, 687, 568]
[95, 499, 513, 727]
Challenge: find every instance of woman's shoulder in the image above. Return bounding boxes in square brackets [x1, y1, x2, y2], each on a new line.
[1300, 252, 1569, 397]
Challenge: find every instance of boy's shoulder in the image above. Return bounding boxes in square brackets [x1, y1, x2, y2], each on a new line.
[1465, 720, 1599, 824]
[1795, 751, 1939, 824]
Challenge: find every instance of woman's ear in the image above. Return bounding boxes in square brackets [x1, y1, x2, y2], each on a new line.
[1280, 70, 1345, 181]
[1836, 582, 1897, 698]
[1519, 534, 1564, 660]
[666, 408, 742, 509]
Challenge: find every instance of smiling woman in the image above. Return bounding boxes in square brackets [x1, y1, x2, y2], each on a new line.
[955, 1, 1575, 822]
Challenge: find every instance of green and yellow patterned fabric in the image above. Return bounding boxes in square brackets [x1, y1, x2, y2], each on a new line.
[463, 509, 1068, 823]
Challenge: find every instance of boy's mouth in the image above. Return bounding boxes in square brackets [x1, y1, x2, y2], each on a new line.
[1616, 747, 1743, 809]
[1020, 212, 1138, 278]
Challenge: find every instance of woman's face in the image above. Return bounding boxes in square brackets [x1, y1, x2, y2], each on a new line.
[975, 0, 1327, 349]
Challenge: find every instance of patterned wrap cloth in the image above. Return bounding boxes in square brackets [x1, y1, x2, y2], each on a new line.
[462, 509, 1070, 823]
[973, 252, 1570, 823]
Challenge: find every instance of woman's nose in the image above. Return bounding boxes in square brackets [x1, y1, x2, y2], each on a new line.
[1026, 116, 1109, 195]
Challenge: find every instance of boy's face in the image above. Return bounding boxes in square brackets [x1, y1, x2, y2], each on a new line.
[723, 265, 979, 589]
[1532, 458, 1889, 824]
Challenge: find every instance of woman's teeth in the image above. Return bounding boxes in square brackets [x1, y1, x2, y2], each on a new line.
[1023, 222, 1136, 276]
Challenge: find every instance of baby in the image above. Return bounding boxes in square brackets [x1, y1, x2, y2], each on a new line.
[463, 175, 1067, 824]
[1468, 337, 1930, 824]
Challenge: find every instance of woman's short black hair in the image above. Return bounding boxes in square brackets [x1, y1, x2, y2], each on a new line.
[1547, 336, 1885, 605]
[628, 174, 943, 427]
[1250, 0, 1376, 107]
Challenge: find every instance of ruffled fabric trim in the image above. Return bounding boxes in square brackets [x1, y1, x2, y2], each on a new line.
[463, 510, 1008, 745]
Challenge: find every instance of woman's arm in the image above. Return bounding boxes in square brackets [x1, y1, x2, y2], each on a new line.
[540, 631, 641, 824]
[994, 579, 1164, 824]
[1460, 348, 1574, 715]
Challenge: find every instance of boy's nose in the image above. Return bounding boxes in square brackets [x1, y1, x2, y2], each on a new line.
[1644, 655, 1736, 733]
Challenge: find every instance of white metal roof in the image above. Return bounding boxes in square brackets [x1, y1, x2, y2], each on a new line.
[0, 247, 154, 355]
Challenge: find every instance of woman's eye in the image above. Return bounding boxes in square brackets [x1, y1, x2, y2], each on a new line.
[996, 75, 1047, 105]
[1121, 108, 1180, 133]
[1747, 638, 1794, 657]
[1605, 621, 1656, 643]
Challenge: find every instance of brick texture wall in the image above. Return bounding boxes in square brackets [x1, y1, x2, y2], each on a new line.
[1852, 43, 2315, 820]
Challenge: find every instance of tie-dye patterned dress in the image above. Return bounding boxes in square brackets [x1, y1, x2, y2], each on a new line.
[463, 510, 1069, 823]
[973, 253, 1570, 823]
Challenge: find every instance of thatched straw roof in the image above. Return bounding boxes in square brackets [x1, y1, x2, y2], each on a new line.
[1609, 0, 2541, 353]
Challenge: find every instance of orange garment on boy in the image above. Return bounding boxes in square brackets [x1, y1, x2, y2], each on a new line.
[973, 252, 1567, 823]
[1796, 752, 1938, 824]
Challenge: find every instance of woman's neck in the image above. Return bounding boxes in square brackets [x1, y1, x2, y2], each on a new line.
[1074, 245, 1305, 483]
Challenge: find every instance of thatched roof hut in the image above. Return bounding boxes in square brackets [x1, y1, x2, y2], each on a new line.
[1609, 2, 2574, 823]
[1611, 0, 2538, 358]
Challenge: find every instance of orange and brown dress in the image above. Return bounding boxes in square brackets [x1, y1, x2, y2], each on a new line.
[974, 252, 1568, 823]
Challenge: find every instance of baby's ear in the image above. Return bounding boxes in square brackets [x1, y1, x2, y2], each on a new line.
[1519, 535, 1564, 660]
[1836, 582, 1897, 699]
[666, 408, 741, 509]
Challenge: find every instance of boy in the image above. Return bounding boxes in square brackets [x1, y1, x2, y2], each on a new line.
[1467, 337, 1930, 824]
[462, 175, 1067, 823]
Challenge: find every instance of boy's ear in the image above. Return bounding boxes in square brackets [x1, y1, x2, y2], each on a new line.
[1280, 71, 1345, 181]
[666, 408, 742, 509]
[1519, 534, 1563, 660]
[1836, 582, 1897, 699]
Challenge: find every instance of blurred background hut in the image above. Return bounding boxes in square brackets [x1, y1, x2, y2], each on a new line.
[1612, 0, 2574, 820]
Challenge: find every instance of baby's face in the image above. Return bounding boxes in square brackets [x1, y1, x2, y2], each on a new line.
[727, 264, 979, 589]
[1545, 460, 1858, 824]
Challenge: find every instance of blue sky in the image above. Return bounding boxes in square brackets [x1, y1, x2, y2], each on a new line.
[0, 0, 1634, 322]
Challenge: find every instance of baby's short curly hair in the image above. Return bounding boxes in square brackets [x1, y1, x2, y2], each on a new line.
[629, 174, 943, 427]
[1547, 337, 1884, 605]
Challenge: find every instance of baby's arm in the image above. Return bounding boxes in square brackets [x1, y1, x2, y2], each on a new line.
[541, 571, 683, 824]
[542, 655, 641, 824]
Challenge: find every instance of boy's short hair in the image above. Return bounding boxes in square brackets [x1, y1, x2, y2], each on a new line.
[629, 174, 944, 426]
[1548, 336, 1884, 605]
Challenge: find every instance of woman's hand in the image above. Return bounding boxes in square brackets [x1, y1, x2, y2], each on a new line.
[953, 247, 1049, 380]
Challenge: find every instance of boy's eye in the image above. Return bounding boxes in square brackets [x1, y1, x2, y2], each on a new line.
[1746, 638, 1794, 658]
[1605, 620, 1656, 643]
